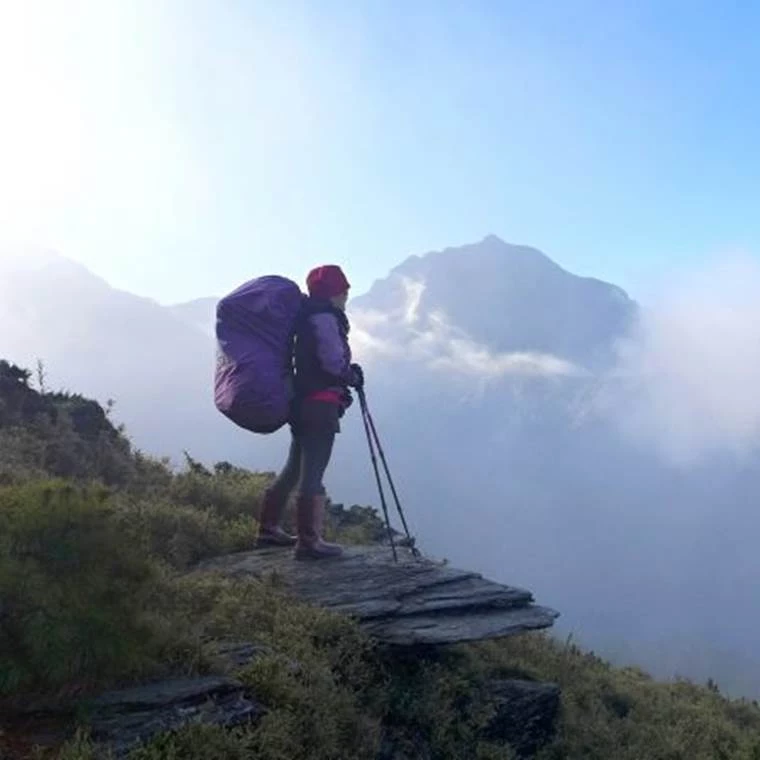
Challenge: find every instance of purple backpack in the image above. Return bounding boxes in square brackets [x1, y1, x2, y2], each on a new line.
[214, 276, 306, 433]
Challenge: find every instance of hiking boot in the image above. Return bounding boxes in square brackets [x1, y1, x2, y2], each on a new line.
[257, 489, 297, 547]
[294, 493, 344, 560]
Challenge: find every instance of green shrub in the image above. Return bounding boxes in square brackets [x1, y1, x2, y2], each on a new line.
[0, 481, 183, 695]
[325, 503, 389, 545]
[127, 724, 255, 760]
[0, 427, 49, 483]
[167, 458, 271, 521]
[0, 361, 151, 488]
[112, 496, 256, 570]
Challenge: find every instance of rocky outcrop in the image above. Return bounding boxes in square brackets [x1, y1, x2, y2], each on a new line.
[197, 545, 559, 646]
[376, 677, 561, 759]
[483, 679, 561, 757]
[1, 548, 559, 758]
[84, 675, 263, 758]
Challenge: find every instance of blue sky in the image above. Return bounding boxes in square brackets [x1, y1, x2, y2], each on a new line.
[0, 0, 758, 303]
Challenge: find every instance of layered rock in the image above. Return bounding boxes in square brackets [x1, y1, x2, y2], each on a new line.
[197, 545, 559, 646]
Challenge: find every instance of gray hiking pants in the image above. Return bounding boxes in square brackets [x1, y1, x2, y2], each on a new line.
[268, 400, 341, 499]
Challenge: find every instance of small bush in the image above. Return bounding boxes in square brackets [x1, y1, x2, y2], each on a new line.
[325, 503, 389, 545]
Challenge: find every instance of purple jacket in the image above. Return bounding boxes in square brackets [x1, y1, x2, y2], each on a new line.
[294, 299, 353, 403]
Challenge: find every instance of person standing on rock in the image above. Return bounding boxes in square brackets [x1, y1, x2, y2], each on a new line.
[257, 265, 364, 559]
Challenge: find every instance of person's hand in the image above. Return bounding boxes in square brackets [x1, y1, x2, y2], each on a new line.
[348, 363, 364, 389]
[340, 387, 354, 411]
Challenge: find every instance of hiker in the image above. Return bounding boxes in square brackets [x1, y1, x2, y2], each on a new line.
[257, 265, 363, 559]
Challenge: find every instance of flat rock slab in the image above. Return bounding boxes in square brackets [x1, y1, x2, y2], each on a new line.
[85, 676, 263, 758]
[197, 545, 558, 647]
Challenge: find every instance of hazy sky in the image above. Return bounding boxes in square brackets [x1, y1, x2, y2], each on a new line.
[1, 0, 758, 304]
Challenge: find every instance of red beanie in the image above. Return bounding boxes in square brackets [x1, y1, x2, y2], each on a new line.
[306, 265, 351, 300]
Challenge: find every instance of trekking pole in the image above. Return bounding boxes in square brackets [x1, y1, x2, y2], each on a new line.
[357, 387, 419, 558]
[358, 388, 398, 562]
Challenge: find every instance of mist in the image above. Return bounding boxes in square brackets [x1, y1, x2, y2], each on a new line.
[601, 253, 760, 466]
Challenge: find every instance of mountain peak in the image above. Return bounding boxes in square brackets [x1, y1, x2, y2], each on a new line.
[478, 233, 511, 249]
[352, 236, 637, 370]
[478, 233, 537, 253]
[0, 247, 106, 285]
[0, 246, 63, 271]
[381, 235, 565, 285]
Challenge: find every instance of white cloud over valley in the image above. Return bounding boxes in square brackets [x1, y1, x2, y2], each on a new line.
[599, 252, 760, 466]
[351, 275, 586, 381]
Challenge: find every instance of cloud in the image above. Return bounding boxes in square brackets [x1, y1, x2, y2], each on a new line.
[351, 275, 585, 381]
[598, 252, 760, 466]
[401, 276, 426, 325]
[429, 343, 583, 379]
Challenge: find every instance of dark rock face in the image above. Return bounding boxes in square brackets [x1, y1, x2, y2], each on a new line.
[375, 677, 561, 759]
[84, 676, 263, 758]
[483, 679, 561, 757]
[197, 545, 559, 647]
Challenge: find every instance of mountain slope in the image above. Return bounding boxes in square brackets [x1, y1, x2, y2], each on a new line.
[169, 297, 218, 338]
[0, 253, 266, 466]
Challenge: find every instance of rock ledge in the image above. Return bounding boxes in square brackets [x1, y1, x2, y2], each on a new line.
[197, 545, 559, 646]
